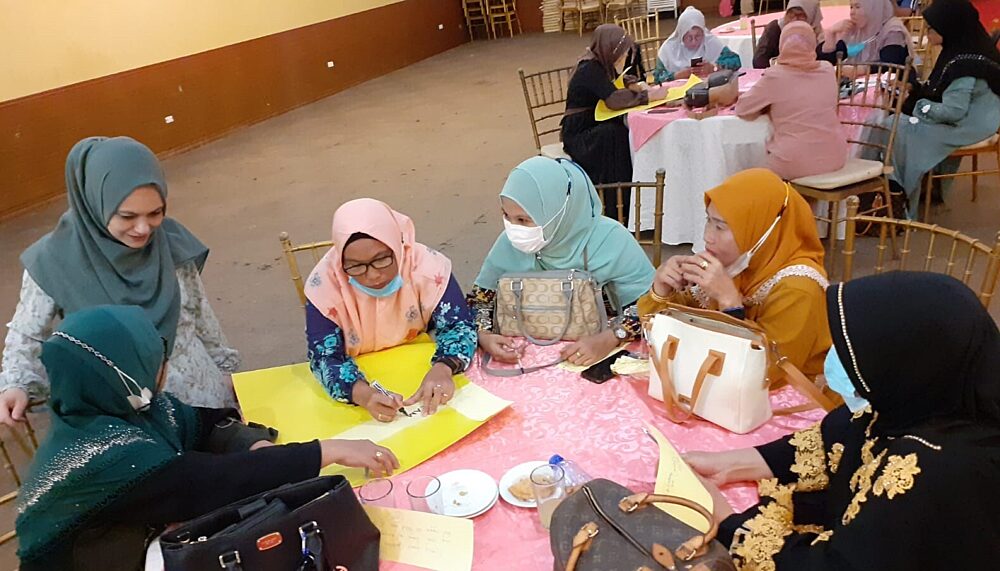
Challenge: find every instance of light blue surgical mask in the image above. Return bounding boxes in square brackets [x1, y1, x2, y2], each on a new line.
[845, 42, 865, 58]
[824, 349, 869, 413]
[348, 274, 403, 298]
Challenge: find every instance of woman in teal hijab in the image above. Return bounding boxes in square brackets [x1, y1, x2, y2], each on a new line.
[469, 156, 655, 367]
[1, 136, 240, 423]
[17, 305, 398, 571]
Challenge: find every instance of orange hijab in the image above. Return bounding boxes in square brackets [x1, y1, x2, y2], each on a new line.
[705, 169, 826, 298]
[304, 199, 452, 357]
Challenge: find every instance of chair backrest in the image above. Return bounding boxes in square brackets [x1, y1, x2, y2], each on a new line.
[842, 196, 1000, 308]
[518, 66, 576, 153]
[616, 14, 661, 41]
[634, 37, 666, 77]
[279, 232, 334, 306]
[835, 59, 912, 170]
[899, 16, 933, 80]
[594, 169, 667, 267]
[750, 18, 764, 59]
[0, 415, 42, 547]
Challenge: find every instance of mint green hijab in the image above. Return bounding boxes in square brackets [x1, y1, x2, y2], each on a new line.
[16, 305, 200, 562]
[20, 137, 208, 353]
[475, 157, 655, 306]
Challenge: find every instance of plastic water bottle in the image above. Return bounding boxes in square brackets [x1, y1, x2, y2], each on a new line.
[549, 455, 592, 490]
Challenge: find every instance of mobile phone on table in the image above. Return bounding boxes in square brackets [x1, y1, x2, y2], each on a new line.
[581, 349, 629, 384]
[690, 57, 704, 68]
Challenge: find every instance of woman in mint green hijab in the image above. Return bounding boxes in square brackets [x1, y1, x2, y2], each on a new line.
[17, 305, 398, 571]
[469, 156, 655, 368]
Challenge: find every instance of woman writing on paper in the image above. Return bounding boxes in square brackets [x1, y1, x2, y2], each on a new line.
[818, 0, 910, 67]
[561, 24, 668, 218]
[304, 199, 476, 422]
[736, 22, 849, 180]
[638, 169, 831, 377]
[468, 157, 655, 369]
[17, 306, 399, 571]
[651, 7, 742, 83]
[752, 0, 825, 69]
[683, 272, 1000, 569]
[0, 137, 239, 424]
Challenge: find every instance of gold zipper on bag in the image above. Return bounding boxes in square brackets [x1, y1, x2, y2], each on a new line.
[581, 485, 656, 561]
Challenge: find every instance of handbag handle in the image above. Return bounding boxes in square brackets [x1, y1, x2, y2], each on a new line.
[652, 335, 727, 424]
[478, 351, 565, 377]
[773, 357, 843, 414]
[512, 280, 576, 346]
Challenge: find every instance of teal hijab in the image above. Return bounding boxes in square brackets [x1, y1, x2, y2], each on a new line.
[20, 137, 209, 353]
[16, 305, 200, 562]
[475, 157, 655, 306]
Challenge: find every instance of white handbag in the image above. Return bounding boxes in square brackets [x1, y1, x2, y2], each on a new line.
[644, 303, 839, 434]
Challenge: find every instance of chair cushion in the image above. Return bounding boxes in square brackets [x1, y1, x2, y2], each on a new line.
[958, 133, 999, 151]
[791, 158, 885, 190]
[541, 143, 572, 160]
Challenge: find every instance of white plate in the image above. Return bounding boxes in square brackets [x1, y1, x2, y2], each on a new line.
[431, 469, 499, 518]
[499, 460, 548, 508]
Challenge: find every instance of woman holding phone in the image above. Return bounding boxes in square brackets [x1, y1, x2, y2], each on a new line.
[652, 6, 742, 83]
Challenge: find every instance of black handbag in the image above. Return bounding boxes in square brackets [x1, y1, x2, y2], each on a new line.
[160, 475, 379, 571]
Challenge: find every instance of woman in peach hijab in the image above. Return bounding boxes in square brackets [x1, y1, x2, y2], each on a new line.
[736, 22, 848, 181]
[304, 199, 476, 422]
[639, 169, 831, 376]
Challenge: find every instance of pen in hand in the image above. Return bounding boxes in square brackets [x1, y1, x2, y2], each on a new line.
[370, 381, 410, 417]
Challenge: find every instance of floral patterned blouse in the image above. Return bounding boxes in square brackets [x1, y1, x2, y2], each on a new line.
[0, 263, 240, 408]
[305, 274, 477, 404]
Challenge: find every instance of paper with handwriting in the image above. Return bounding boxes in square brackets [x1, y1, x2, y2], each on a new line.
[364, 507, 473, 571]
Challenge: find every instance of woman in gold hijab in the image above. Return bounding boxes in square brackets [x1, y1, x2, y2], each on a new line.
[638, 168, 831, 376]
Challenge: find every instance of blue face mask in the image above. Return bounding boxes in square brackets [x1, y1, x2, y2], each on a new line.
[348, 274, 403, 298]
[824, 349, 869, 413]
[845, 43, 865, 58]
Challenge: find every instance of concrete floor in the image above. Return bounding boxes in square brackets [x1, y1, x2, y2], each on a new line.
[0, 23, 999, 567]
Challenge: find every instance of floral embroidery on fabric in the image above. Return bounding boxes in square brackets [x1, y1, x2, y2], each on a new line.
[810, 530, 833, 545]
[307, 332, 362, 403]
[842, 437, 887, 525]
[406, 306, 419, 322]
[730, 479, 795, 571]
[873, 453, 921, 500]
[828, 442, 845, 474]
[430, 301, 477, 370]
[788, 423, 829, 492]
[307, 273, 322, 287]
[466, 285, 497, 332]
[744, 265, 829, 307]
[433, 274, 446, 287]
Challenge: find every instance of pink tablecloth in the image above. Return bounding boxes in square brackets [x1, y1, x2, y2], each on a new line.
[380, 343, 825, 570]
[711, 5, 851, 37]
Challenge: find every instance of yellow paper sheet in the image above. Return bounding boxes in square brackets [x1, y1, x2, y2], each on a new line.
[645, 422, 713, 533]
[364, 507, 474, 571]
[594, 75, 702, 122]
[233, 335, 511, 486]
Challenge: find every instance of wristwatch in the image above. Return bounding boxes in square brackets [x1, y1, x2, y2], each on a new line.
[610, 319, 629, 341]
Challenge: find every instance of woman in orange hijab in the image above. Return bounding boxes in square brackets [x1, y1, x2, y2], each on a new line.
[638, 169, 831, 376]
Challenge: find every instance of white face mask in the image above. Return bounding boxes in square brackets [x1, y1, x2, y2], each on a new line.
[503, 197, 570, 255]
[725, 187, 790, 278]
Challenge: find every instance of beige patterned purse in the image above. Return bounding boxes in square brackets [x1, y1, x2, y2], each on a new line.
[493, 269, 608, 345]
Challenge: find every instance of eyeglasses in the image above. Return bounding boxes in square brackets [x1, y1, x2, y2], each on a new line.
[343, 254, 394, 276]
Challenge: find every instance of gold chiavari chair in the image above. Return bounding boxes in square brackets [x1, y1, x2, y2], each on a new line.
[900, 16, 932, 80]
[463, 0, 491, 41]
[594, 169, 667, 267]
[560, 0, 604, 36]
[278, 232, 334, 306]
[790, 59, 912, 275]
[605, 0, 642, 23]
[921, 129, 1000, 222]
[0, 411, 43, 548]
[842, 196, 1000, 308]
[486, 0, 522, 38]
[633, 37, 666, 78]
[518, 66, 576, 160]
[615, 13, 661, 41]
[750, 18, 764, 60]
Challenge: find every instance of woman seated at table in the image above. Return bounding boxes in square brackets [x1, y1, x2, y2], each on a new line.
[638, 169, 830, 377]
[0, 136, 239, 422]
[651, 6, 742, 83]
[16, 305, 399, 571]
[737, 22, 849, 180]
[561, 24, 668, 218]
[469, 156, 655, 368]
[683, 272, 1000, 569]
[752, 0, 825, 69]
[818, 0, 910, 67]
[887, 0, 1000, 213]
[304, 198, 476, 422]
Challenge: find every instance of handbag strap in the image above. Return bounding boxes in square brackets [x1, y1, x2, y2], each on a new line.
[218, 551, 242, 571]
[512, 279, 577, 346]
[297, 521, 328, 571]
[479, 351, 565, 377]
[651, 335, 727, 424]
[773, 358, 843, 414]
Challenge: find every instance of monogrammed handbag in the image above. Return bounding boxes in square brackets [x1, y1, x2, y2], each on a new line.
[494, 269, 608, 345]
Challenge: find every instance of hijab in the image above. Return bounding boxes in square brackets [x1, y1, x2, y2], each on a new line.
[658, 7, 727, 73]
[826, 272, 1000, 436]
[777, 21, 824, 71]
[16, 305, 200, 562]
[577, 24, 635, 79]
[921, 0, 1000, 100]
[475, 157, 655, 306]
[305, 199, 452, 357]
[783, 0, 824, 41]
[704, 169, 827, 299]
[843, 0, 911, 63]
[20, 137, 208, 354]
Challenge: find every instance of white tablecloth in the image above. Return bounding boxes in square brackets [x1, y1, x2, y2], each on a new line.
[712, 6, 852, 68]
[630, 114, 772, 250]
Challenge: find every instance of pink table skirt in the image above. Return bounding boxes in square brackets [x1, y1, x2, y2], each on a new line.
[711, 5, 851, 38]
[380, 343, 825, 570]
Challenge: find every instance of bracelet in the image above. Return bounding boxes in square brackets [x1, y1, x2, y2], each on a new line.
[648, 288, 671, 304]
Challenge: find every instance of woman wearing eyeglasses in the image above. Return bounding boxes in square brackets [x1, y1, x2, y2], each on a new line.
[303, 199, 476, 422]
[639, 169, 831, 377]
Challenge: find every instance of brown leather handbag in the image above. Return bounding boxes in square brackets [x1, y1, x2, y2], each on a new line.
[549, 479, 736, 571]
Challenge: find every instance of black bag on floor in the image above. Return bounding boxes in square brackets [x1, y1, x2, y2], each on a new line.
[160, 475, 379, 571]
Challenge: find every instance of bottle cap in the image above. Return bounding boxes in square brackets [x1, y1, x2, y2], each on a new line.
[549, 454, 565, 465]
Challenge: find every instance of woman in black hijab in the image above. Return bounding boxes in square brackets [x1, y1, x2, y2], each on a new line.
[684, 271, 1000, 569]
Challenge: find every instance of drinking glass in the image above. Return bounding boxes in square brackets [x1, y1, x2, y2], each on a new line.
[406, 475, 441, 513]
[530, 464, 566, 530]
[358, 477, 394, 508]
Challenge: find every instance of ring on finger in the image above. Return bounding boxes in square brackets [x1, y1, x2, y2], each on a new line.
[375, 450, 383, 458]
[699, 260, 709, 270]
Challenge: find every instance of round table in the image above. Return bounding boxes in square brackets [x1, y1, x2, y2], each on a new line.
[711, 5, 851, 68]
